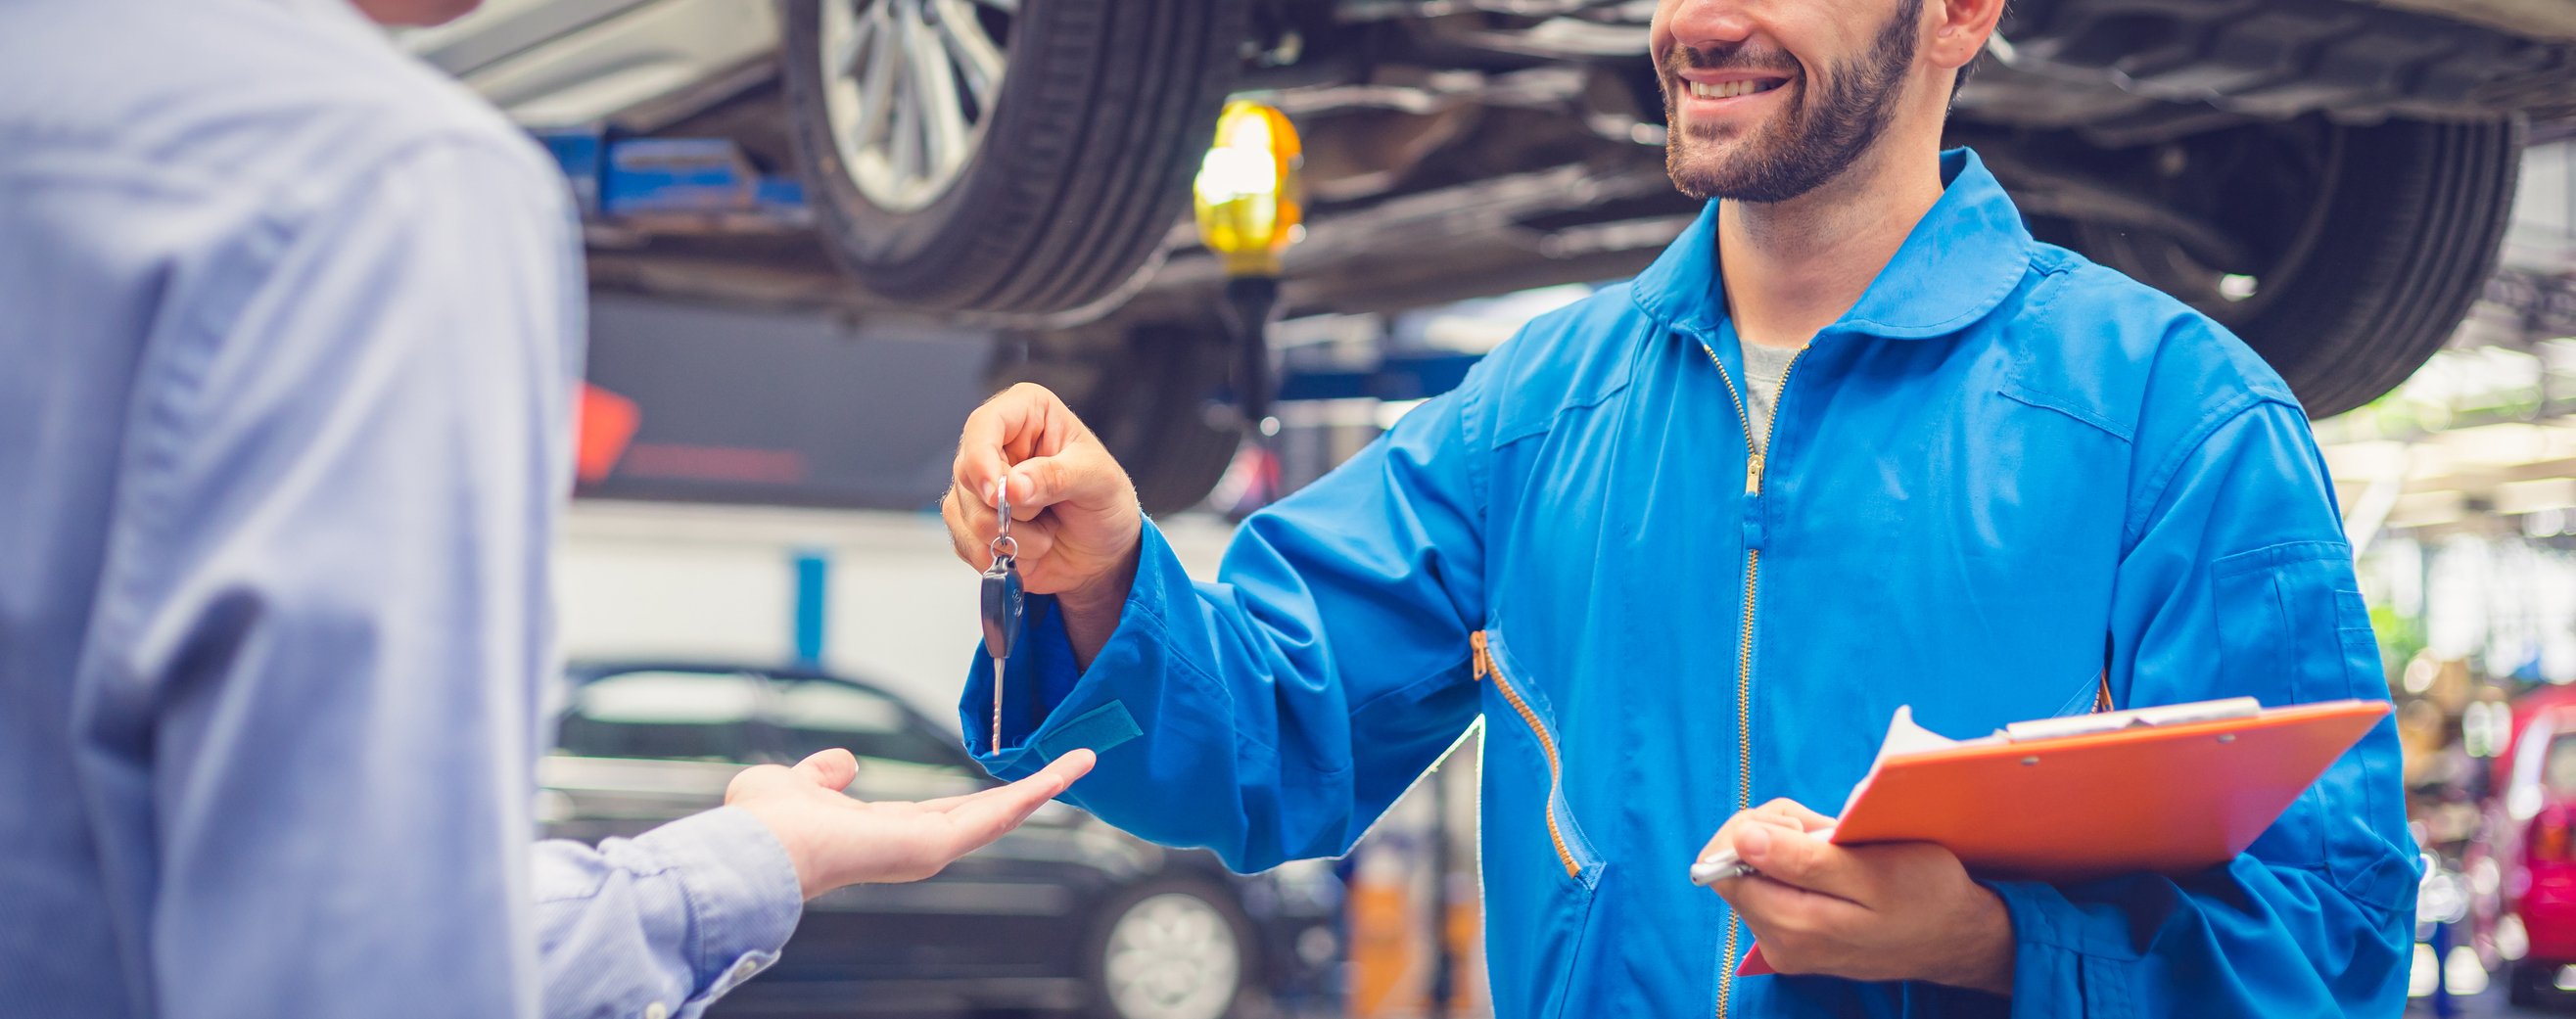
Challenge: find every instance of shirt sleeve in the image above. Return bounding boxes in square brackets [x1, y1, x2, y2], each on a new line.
[958, 359, 1497, 873]
[1986, 395, 2416, 1017]
[84, 135, 795, 1019]
[531, 809, 803, 1019]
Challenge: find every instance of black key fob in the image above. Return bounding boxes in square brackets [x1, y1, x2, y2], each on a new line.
[980, 556, 1023, 661]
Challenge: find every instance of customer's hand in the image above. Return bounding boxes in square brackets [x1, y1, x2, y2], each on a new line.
[727, 747, 1096, 898]
[1699, 799, 2016, 995]
[941, 383, 1144, 662]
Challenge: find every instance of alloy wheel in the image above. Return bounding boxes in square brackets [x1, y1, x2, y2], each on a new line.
[816, 0, 1013, 212]
[1101, 891, 1242, 1019]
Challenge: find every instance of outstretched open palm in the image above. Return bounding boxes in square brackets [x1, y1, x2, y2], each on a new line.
[727, 747, 1097, 897]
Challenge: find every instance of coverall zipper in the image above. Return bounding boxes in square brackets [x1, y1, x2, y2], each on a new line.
[1702, 339, 1802, 1019]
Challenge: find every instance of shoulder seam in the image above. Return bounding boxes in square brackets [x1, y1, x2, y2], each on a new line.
[1489, 316, 1650, 448]
[2122, 393, 2302, 546]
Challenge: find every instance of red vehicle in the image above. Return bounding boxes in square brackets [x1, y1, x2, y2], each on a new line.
[2496, 703, 2576, 1004]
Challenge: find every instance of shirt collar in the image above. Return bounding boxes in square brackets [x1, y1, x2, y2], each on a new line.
[1630, 147, 2036, 342]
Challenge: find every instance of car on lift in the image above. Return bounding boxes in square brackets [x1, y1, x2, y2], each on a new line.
[546, 661, 1340, 1018]
[408, 0, 2576, 513]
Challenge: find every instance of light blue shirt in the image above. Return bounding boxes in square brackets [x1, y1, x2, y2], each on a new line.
[0, 2, 803, 1017]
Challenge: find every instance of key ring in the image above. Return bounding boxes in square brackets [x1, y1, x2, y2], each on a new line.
[989, 485, 1018, 562]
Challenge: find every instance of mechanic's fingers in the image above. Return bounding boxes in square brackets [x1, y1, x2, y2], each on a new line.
[1715, 864, 1866, 924]
[934, 750, 1097, 850]
[1714, 875, 1874, 974]
[998, 518, 1054, 564]
[958, 398, 1025, 501]
[955, 434, 1013, 512]
[956, 385, 1065, 503]
[1005, 447, 1113, 517]
[941, 482, 1070, 577]
[1753, 798, 1837, 832]
[1699, 808, 1810, 863]
[941, 486, 997, 568]
[1733, 824, 1867, 902]
[792, 748, 860, 793]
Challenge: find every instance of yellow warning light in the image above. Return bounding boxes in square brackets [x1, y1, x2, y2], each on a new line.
[1192, 101, 1304, 278]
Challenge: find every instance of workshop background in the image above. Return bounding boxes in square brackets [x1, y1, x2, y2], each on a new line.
[404, 0, 2576, 1015]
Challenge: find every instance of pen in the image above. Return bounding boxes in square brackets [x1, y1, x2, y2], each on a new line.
[1689, 825, 1838, 887]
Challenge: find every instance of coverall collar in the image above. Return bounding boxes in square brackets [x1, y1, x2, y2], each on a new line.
[1631, 147, 2037, 343]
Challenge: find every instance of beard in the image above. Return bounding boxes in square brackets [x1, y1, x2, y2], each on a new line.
[1663, 0, 1921, 203]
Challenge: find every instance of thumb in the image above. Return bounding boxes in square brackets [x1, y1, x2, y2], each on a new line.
[792, 748, 860, 793]
[1007, 453, 1095, 517]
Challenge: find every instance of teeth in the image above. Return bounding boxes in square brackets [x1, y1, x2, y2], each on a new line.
[1690, 79, 1781, 100]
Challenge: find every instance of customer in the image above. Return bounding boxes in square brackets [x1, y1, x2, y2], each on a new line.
[0, 1, 1092, 1017]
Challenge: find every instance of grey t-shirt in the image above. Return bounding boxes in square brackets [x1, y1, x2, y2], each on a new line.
[1737, 337, 1803, 452]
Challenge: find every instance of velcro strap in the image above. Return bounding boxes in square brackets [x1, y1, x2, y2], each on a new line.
[1037, 700, 1142, 761]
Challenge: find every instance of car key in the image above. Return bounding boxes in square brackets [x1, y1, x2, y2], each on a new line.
[979, 484, 1024, 750]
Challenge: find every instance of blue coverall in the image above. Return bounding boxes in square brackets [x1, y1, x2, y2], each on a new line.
[967, 149, 2412, 1017]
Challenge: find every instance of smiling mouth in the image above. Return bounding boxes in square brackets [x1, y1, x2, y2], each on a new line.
[1688, 78, 1788, 100]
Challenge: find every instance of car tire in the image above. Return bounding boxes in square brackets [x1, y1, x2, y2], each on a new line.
[2034, 116, 2520, 419]
[1076, 322, 1244, 518]
[1082, 876, 1258, 1019]
[777, 0, 1246, 315]
[2510, 959, 2548, 1006]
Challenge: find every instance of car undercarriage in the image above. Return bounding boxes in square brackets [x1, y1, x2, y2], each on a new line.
[422, 0, 2576, 511]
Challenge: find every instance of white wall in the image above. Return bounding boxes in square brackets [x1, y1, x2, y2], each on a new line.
[554, 500, 1239, 728]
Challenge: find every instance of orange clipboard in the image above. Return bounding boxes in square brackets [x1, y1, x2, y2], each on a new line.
[1734, 697, 2389, 976]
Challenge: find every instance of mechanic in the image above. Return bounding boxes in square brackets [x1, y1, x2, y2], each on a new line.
[0, 1, 1092, 1017]
[939, 0, 2412, 1014]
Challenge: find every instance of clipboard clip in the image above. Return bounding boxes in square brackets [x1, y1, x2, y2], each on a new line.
[1999, 696, 2262, 742]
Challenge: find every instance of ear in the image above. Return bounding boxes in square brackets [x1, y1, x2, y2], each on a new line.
[1926, 0, 2008, 79]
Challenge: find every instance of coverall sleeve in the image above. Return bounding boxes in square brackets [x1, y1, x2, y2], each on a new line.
[1985, 395, 2416, 1016]
[960, 364, 1495, 872]
[93, 138, 797, 1019]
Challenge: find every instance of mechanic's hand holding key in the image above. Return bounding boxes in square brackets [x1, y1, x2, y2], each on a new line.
[943, 383, 1147, 669]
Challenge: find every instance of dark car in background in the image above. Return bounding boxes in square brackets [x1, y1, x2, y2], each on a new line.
[545, 662, 1340, 1018]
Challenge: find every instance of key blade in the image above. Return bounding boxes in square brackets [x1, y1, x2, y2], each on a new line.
[991, 652, 1007, 750]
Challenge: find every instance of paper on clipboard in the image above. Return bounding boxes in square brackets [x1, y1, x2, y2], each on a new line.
[1825, 697, 2268, 813]
[1813, 705, 2001, 818]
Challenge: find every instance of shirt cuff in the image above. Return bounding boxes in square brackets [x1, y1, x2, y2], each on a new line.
[631, 806, 805, 1009]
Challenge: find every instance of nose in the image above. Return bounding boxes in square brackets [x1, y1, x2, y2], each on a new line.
[1654, 0, 1758, 60]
